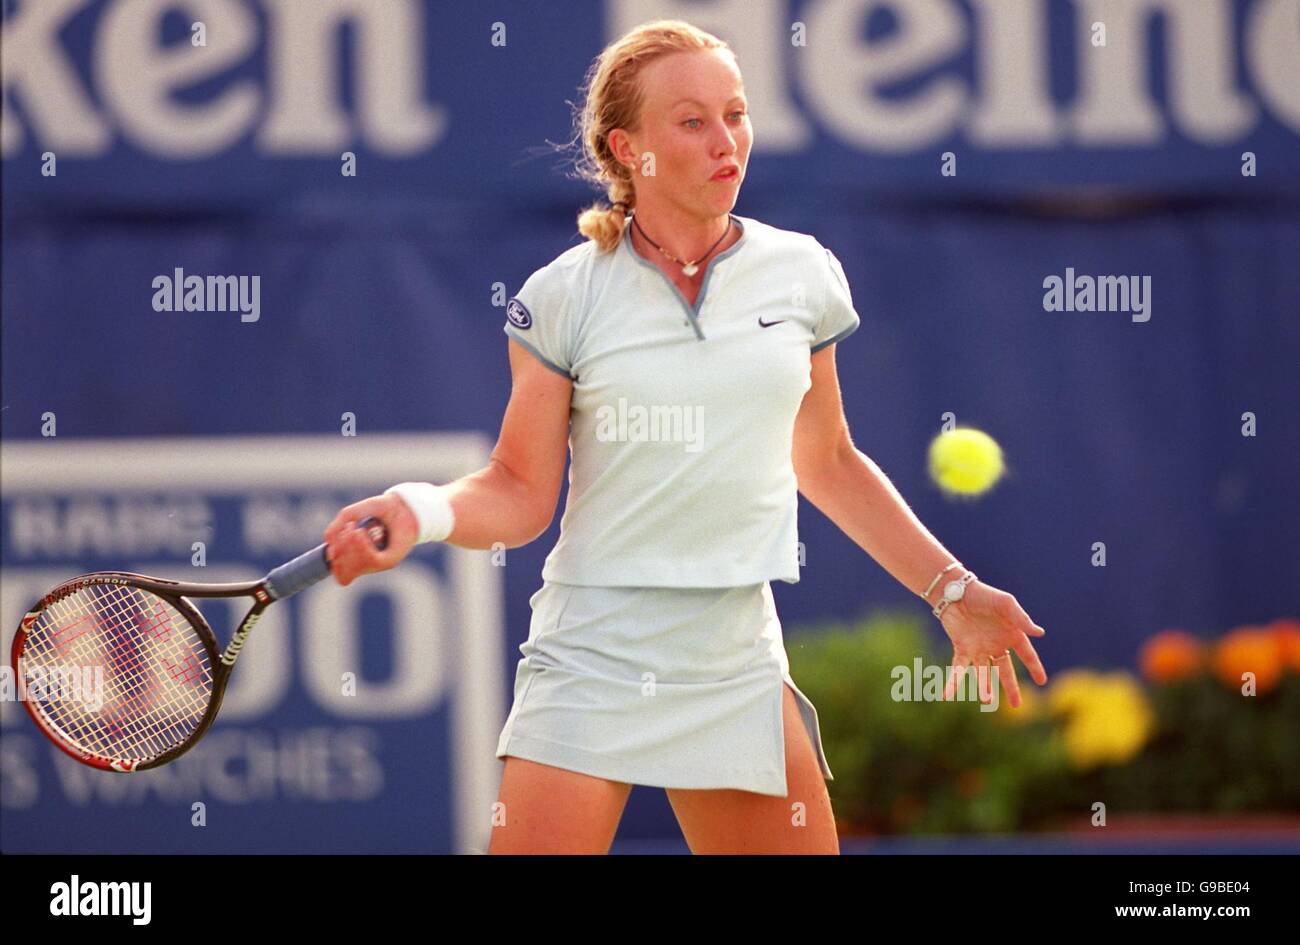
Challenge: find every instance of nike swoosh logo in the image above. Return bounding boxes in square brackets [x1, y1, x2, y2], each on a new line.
[758, 318, 786, 328]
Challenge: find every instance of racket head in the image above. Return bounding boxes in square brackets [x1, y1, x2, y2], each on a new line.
[12, 572, 225, 772]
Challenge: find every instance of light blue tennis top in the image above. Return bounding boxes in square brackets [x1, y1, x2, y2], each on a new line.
[502, 213, 861, 587]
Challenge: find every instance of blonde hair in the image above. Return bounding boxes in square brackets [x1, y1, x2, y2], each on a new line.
[566, 20, 736, 252]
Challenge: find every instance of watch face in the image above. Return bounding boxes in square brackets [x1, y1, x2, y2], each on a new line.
[944, 581, 964, 602]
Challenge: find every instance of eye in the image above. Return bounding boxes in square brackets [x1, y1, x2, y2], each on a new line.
[683, 112, 745, 129]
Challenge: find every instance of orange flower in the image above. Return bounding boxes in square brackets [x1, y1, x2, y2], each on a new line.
[1267, 618, 1300, 672]
[1211, 625, 1284, 694]
[1139, 629, 1204, 683]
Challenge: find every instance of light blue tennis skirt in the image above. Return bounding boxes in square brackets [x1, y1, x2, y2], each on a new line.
[495, 581, 834, 797]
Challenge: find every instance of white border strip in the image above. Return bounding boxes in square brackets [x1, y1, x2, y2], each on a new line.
[0, 434, 491, 492]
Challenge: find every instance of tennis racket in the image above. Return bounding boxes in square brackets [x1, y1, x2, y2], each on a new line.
[10, 516, 388, 772]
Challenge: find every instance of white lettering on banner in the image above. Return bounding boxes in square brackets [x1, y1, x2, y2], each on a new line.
[1249, 0, 1300, 127]
[5, 497, 213, 559]
[966, 0, 1063, 145]
[798, 0, 968, 152]
[241, 494, 358, 555]
[258, 0, 445, 154]
[1, 0, 444, 158]
[300, 566, 446, 718]
[2, 729, 386, 811]
[96, 0, 260, 159]
[0, 0, 112, 154]
[2, 729, 385, 810]
[35, 728, 385, 806]
[0, 728, 384, 811]
[3, 0, 1296, 158]
[1069, 0, 1256, 144]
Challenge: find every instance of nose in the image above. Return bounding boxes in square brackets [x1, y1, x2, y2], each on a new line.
[713, 125, 738, 159]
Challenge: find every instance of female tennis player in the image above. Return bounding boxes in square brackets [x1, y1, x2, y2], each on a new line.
[323, 20, 1048, 855]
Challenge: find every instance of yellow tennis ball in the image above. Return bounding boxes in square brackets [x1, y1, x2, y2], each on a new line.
[928, 427, 1004, 497]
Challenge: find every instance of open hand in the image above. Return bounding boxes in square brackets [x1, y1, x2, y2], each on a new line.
[938, 581, 1048, 708]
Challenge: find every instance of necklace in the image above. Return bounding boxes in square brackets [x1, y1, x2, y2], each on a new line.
[631, 212, 734, 277]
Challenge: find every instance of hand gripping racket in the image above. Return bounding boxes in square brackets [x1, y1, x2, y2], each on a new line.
[10, 517, 388, 772]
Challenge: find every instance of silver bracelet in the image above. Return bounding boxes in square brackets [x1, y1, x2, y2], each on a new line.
[933, 571, 977, 619]
[920, 561, 961, 600]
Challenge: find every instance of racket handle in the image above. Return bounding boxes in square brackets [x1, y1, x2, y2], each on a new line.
[264, 516, 389, 600]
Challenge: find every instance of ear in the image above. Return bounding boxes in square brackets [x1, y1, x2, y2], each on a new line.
[607, 127, 635, 168]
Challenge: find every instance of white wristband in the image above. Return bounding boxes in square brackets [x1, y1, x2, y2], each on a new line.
[384, 482, 456, 544]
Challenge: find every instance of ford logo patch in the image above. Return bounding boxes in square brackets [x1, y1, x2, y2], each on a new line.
[506, 298, 532, 329]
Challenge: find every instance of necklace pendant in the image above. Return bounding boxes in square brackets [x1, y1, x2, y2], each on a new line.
[681, 262, 699, 277]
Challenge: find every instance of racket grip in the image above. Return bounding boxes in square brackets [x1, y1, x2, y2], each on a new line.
[265, 516, 389, 600]
[265, 546, 331, 600]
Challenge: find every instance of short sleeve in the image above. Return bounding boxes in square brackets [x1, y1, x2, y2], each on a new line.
[503, 263, 574, 378]
[812, 248, 861, 353]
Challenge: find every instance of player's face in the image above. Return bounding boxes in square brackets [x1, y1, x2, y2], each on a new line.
[627, 49, 751, 218]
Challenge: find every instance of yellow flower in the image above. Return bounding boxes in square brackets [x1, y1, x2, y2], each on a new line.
[1047, 670, 1154, 770]
[994, 679, 1041, 724]
[1045, 669, 1104, 715]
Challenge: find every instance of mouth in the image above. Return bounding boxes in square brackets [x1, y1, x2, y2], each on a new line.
[711, 166, 740, 182]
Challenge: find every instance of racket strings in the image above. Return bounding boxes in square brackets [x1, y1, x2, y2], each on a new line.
[20, 583, 214, 763]
[72, 585, 213, 757]
[29, 585, 211, 760]
[25, 586, 168, 758]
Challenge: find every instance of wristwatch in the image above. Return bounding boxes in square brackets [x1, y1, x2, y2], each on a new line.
[932, 571, 977, 619]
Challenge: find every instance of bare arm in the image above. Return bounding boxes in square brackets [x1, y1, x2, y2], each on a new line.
[324, 337, 572, 582]
[439, 339, 572, 549]
[792, 345, 957, 598]
[792, 344, 1047, 704]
